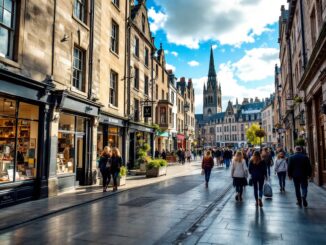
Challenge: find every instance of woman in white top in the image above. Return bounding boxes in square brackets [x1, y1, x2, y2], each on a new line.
[231, 151, 248, 202]
[274, 151, 287, 192]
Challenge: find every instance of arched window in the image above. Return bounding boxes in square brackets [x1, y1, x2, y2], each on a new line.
[208, 108, 212, 116]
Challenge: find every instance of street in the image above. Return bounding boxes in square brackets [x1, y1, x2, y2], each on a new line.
[0, 161, 326, 245]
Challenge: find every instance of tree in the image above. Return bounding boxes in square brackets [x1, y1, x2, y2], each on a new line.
[246, 123, 266, 146]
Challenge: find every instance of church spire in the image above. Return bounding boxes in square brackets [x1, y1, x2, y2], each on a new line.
[208, 46, 217, 77]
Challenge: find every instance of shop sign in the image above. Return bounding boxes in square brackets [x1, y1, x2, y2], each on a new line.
[99, 115, 124, 127]
[143, 106, 152, 118]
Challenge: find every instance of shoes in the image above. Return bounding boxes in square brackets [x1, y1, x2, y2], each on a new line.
[296, 199, 302, 207]
[255, 200, 259, 206]
[258, 199, 263, 207]
[103, 188, 107, 193]
[280, 188, 282, 192]
[205, 182, 208, 188]
[302, 198, 308, 207]
[282, 187, 285, 192]
[235, 193, 239, 201]
[239, 195, 243, 202]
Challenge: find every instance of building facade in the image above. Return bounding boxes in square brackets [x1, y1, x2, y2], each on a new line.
[277, 0, 326, 186]
[261, 97, 277, 146]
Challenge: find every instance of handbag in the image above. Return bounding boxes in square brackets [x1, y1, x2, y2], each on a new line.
[263, 181, 273, 198]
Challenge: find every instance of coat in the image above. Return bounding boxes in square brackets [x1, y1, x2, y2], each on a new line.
[249, 160, 267, 180]
[111, 156, 123, 173]
[99, 155, 111, 172]
[288, 153, 312, 179]
[202, 156, 214, 170]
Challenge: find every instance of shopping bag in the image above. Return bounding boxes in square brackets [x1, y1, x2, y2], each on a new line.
[263, 181, 273, 198]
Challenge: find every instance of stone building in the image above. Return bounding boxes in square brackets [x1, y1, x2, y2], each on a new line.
[277, 1, 326, 186]
[261, 96, 277, 146]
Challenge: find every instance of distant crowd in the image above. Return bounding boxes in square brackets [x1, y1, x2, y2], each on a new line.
[201, 146, 311, 208]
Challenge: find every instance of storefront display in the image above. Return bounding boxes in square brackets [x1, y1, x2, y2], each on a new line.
[0, 98, 39, 183]
[97, 124, 123, 156]
[57, 113, 86, 174]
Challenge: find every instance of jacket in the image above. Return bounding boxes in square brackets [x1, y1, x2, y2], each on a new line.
[249, 160, 267, 180]
[231, 160, 248, 178]
[288, 153, 312, 179]
[99, 155, 111, 172]
[111, 156, 123, 173]
[262, 153, 273, 166]
[202, 157, 214, 169]
[274, 158, 287, 173]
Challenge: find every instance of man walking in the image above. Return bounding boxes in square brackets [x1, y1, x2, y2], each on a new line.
[288, 146, 312, 208]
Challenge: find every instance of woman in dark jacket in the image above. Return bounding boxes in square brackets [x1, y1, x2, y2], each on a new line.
[98, 146, 112, 192]
[249, 151, 267, 207]
[202, 151, 214, 188]
[111, 147, 123, 191]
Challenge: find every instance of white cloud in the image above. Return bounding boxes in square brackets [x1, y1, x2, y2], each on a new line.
[212, 44, 218, 50]
[165, 63, 176, 72]
[232, 47, 279, 82]
[153, 0, 287, 48]
[164, 50, 169, 54]
[188, 60, 200, 67]
[171, 51, 178, 57]
[148, 7, 168, 33]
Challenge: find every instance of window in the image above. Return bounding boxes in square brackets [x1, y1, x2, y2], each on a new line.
[156, 64, 158, 78]
[160, 107, 166, 124]
[144, 75, 149, 95]
[156, 84, 158, 99]
[310, 8, 317, 46]
[0, 0, 16, 59]
[134, 36, 139, 57]
[112, 0, 119, 8]
[169, 108, 172, 124]
[109, 70, 118, 106]
[134, 67, 139, 89]
[134, 99, 139, 122]
[144, 47, 149, 66]
[161, 90, 164, 100]
[72, 47, 85, 92]
[141, 14, 146, 33]
[74, 0, 87, 23]
[111, 21, 119, 54]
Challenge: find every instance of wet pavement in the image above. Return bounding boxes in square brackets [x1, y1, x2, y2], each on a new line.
[0, 161, 326, 245]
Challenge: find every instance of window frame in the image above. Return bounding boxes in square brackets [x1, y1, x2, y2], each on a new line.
[133, 66, 139, 90]
[144, 46, 149, 67]
[109, 70, 118, 107]
[111, 20, 119, 54]
[72, 46, 86, 92]
[134, 36, 139, 57]
[144, 75, 149, 95]
[111, 0, 119, 8]
[73, 0, 87, 24]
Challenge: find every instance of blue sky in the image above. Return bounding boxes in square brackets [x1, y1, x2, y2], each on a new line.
[146, 0, 287, 113]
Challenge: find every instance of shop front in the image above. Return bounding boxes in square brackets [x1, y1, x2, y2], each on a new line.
[0, 70, 53, 207]
[52, 92, 100, 192]
[97, 113, 125, 158]
[177, 134, 185, 149]
[127, 123, 154, 169]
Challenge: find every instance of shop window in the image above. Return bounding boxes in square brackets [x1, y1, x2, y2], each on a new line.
[0, 98, 39, 183]
[0, 0, 17, 59]
[111, 20, 119, 54]
[72, 46, 86, 92]
[73, 0, 87, 24]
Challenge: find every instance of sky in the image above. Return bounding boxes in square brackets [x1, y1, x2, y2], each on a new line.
[146, 0, 288, 114]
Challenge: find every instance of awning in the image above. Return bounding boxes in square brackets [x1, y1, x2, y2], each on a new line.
[177, 134, 185, 140]
[157, 131, 169, 137]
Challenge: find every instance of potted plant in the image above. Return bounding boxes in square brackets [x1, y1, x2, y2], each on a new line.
[118, 166, 127, 186]
[146, 159, 168, 178]
[135, 138, 151, 171]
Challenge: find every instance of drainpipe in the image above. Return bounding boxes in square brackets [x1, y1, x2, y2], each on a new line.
[299, 0, 307, 69]
[51, 0, 57, 76]
[88, 0, 95, 100]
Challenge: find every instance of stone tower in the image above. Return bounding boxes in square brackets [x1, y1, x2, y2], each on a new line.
[203, 47, 222, 117]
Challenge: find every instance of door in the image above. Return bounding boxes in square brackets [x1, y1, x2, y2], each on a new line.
[75, 133, 85, 185]
[129, 132, 135, 169]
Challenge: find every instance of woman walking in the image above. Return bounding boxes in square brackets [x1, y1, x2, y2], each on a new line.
[99, 146, 112, 192]
[202, 151, 214, 188]
[111, 147, 123, 191]
[231, 151, 248, 202]
[274, 151, 287, 192]
[249, 151, 267, 207]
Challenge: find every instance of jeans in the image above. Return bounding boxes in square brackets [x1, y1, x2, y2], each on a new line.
[225, 158, 230, 168]
[236, 185, 243, 196]
[101, 168, 110, 188]
[204, 168, 212, 183]
[267, 165, 271, 176]
[277, 171, 286, 189]
[111, 171, 119, 187]
[253, 178, 264, 201]
[293, 177, 308, 201]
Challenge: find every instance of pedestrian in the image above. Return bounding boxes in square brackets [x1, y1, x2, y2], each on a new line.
[288, 146, 312, 207]
[154, 148, 160, 159]
[185, 149, 191, 162]
[202, 150, 214, 188]
[98, 146, 112, 192]
[193, 150, 197, 160]
[274, 151, 287, 192]
[231, 151, 248, 202]
[111, 147, 123, 191]
[161, 149, 167, 160]
[249, 151, 267, 207]
[261, 147, 273, 177]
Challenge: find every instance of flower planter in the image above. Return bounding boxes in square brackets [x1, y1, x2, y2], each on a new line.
[146, 166, 167, 178]
[140, 163, 146, 171]
[166, 155, 177, 163]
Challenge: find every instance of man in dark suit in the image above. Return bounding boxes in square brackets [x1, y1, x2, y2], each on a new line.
[288, 146, 312, 207]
